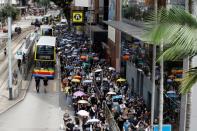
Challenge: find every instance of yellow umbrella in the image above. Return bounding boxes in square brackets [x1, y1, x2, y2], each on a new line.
[71, 79, 80, 83]
[117, 78, 126, 82]
[174, 78, 182, 82]
[73, 75, 81, 79]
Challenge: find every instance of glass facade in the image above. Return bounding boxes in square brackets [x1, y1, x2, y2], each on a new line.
[122, 0, 154, 21]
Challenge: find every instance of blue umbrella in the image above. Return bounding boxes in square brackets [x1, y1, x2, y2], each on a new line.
[64, 65, 74, 70]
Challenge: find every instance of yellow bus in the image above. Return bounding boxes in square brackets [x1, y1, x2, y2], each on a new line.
[32, 36, 56, 79]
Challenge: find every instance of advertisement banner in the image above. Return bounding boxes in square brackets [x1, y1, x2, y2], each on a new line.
[74, 0, 91, 7]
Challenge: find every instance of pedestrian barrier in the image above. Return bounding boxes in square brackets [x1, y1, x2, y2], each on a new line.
[103, 102, 120, 131]
[93, 80, 120, 131]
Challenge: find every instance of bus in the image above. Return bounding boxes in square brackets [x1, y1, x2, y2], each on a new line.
[32, 36, 56, 79]
[40, 25, 53, 36]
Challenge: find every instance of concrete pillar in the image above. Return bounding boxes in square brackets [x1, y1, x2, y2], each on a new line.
[190, 56, 197, 131]
[114, 0, 121, 72]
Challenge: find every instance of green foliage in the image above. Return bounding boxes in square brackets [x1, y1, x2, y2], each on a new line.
[0, 5, 19, 21]
[143, 7, 197, 94]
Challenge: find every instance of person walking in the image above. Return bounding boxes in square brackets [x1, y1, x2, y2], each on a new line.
[43, 77, 48, 93]
[4, 48, 6, 56]
[17, 59, 21, 71]
[35, 77, 40, 93]
[64, 86, 70, 100]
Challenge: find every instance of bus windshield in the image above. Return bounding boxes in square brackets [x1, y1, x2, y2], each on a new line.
[36, 45, 54, 60]
[42, 28, 53, 36]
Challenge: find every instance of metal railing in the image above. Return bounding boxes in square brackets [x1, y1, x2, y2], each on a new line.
[93, 79, 121, 131]
[103, 102, 121, 131]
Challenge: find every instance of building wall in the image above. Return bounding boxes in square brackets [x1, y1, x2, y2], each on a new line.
[126, 60, 159, 115]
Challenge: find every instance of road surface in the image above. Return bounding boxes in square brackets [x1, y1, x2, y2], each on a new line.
[0, 58, 75, 131]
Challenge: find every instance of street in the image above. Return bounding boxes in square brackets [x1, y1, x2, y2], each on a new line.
[0, 76, 74, 131]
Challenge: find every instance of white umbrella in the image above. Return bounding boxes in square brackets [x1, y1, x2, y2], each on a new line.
[94, 69, 102, 73]
[77, 110, 89, 116]
[108, 67, 115, 71]
[66, 44, 71, 47]
[107, 91, 116, 95]
[86, 118, 100, 124]
[78, 100, 89, 104]
[83, 79, 93, 83]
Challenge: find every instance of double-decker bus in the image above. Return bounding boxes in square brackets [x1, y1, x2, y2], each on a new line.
[32, 36, 56, 79]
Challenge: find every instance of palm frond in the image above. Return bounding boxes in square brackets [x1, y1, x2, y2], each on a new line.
[180, 67, 197, 94]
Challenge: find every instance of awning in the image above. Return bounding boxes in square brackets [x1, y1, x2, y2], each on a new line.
[103, 21, 145, 41]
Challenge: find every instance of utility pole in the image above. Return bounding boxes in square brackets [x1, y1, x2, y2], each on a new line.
[8, 0, 12, 100]
[150, 0, 157, 130]
[179, 0, 190, 130]
[159, 42, 164, 131]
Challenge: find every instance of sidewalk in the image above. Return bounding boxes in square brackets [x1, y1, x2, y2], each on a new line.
[0, 71, 31, 114]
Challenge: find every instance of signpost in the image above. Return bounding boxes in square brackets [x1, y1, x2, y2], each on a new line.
[72, 10, 84, 25]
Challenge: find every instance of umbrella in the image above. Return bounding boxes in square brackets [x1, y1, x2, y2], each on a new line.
[117, 78, 126, 82]
[95, 69, 102, 73]
[83, 79, 93, 83]
[108, 67, 115, 71]
[71, 79, 80, 83]
[86, 118, 100, 124]
[93, 57, 99, 61]
[65, 44, 71, 47]
[77, 110, 89, 116]
[174, 78, 182, 82]
[73, 75, 81, 79]
[73, 91, 86, 97]
[80, 56, 87, 60]
[166, 90, 178, 98]
[112, 95, 123, 100]
[64, 65, 74, 70]
[107, 91, 116, 95]
[78, 100, 89, 104]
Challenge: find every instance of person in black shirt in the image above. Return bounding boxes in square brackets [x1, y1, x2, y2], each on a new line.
[43, 77, 48, 93]
[66, 122, 74, 131]
[35, 77, 40, 93]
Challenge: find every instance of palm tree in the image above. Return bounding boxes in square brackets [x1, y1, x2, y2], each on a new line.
[143, 7, 197, 94]
[143, 6, 197, 131]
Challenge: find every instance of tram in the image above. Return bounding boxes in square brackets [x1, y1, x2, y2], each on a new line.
[32, 36, 56, 79]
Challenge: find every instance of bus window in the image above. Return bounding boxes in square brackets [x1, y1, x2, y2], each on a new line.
[42, 28, 53, 36]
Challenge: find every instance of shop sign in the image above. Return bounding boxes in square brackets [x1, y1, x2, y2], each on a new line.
[72, 11, 84, 25]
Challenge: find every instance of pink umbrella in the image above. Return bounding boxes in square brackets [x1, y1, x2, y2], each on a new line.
[73, 91, 86, 97]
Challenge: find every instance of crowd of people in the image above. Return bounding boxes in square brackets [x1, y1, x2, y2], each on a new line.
[54, 24, 155, 131]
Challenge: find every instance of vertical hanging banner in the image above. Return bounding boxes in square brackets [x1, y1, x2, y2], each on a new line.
[72, 10, 84, 25]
